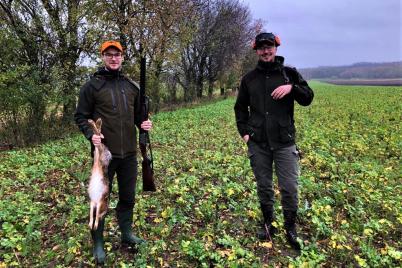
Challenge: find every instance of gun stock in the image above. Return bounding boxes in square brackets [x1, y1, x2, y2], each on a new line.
[139, 131, 156, 192]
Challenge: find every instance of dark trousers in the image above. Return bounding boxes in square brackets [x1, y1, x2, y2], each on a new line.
[248, 141, 299, 212]
[107, 155, 138, 213]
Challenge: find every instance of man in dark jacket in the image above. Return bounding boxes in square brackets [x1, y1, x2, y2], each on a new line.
[234, 33, 314, 250]
[74, 40, 152, 263]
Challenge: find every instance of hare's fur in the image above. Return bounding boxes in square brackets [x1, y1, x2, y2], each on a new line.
[87, 118, 111, 230]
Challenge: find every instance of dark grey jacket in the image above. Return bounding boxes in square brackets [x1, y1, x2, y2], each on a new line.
[74, 67, 141, 158]
[234, 56, 314, 150]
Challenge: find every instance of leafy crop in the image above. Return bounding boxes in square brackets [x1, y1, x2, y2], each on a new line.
[0, 82, 401, 267]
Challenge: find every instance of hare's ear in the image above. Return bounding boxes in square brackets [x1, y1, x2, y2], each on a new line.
[95, 118, 102, 131]
[88, 119, 97, 130]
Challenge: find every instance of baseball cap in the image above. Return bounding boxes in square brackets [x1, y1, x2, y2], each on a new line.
[253, 33, 281, 49]
[100, 41, 123, 54]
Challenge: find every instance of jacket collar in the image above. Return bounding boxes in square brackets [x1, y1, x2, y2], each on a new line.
[94, 67, 124, 78]
[256, 56, 285, 72]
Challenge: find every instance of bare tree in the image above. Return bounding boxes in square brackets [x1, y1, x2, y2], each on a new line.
[0, 0, 56, 141]
[95, 0, 197, 110]
[205, 0, 252, 97]
[178, 0, 253, 100]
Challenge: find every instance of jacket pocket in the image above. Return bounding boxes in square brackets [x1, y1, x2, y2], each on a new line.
[278, 116, 295, 143]
[248, 117, 265, 142]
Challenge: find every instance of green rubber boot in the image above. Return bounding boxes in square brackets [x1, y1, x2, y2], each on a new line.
[117, 210, 146, 246]
[91, 219, 106, 264]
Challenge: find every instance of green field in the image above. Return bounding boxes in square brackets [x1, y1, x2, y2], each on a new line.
[0, 82, 401, 267]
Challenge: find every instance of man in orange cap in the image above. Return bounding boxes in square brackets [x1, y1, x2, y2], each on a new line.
[75, 40, 152, 263]
[235, 32, 314, 250]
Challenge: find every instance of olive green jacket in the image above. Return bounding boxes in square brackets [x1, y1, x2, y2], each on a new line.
[74, 67, 141, 158]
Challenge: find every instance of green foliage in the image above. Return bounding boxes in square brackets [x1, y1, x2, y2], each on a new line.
[0, 83, 401, 266]
[0, 64, 50, 145]
[0, 0, 101, 145]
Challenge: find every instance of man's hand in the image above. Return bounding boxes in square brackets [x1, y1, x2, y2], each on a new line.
[243, 135, 250, 143]
[91, 133, 104, 145]
[141, 119, 153, 131]
[271, 84, 292, 100]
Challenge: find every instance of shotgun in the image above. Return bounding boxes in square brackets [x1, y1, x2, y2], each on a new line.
[139, 48, 156, 192]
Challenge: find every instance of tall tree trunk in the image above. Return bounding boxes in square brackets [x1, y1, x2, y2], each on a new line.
[149, 78, 161, 113]
[196, 74, 203, 98]
[208, 79, 214, 97]
[149, 56, 165, 112]
[62, 90, 77, 123]
[26, 98, 46, 144]
[62, 62, 79, 123]
[168, 77, 178, 103]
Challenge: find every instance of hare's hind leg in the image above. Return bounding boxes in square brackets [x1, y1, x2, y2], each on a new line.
[93, 202, 102, 230]
[88, 201, 96, 230]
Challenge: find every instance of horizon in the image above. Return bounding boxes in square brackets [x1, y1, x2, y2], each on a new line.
[299, 60, 402, 70]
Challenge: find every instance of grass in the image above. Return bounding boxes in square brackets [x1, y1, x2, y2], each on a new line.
[0, 81, 401, 267]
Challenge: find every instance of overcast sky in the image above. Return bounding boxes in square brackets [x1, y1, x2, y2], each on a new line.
[243, 0, 401, 68]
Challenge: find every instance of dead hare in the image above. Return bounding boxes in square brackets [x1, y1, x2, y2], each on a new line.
[87, 118, 112, 230]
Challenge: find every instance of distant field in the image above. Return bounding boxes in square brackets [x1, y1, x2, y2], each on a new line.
[319, 79, 402, 86]
[0, 82, 401, 267]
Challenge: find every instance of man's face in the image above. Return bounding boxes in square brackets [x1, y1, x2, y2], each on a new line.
[256, 44, 277, 62]
[102, 47, 123, 70]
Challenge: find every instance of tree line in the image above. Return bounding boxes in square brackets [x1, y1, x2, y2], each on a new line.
[0, 0, 261, 147]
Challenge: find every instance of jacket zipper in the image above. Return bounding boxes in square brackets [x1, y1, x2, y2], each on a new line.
[121, 88, 128, 112]
[121, 87, 128, 158]
[110, 87, 117, 111]
[265, 72, 273, 150]
[116, 78, 124, 157]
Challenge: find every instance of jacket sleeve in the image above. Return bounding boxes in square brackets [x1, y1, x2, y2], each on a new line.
[74, 81, 94, 140]
[234, 79, 250, 138]
[289, 68, 314, 106]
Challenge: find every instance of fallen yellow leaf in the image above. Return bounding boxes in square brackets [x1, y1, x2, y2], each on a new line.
[260, 242, 273, 249]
